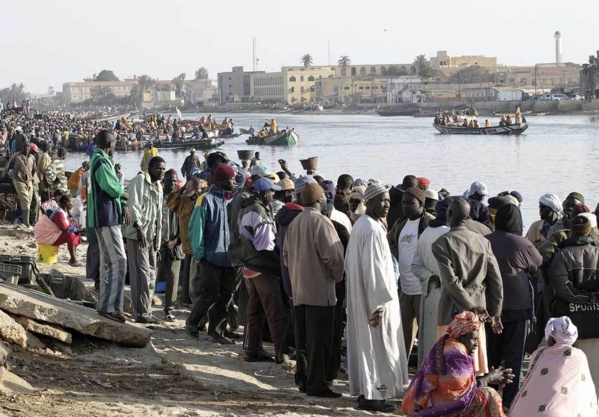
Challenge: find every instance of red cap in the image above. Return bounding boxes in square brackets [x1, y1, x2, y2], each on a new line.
[213, 163, 235, 182]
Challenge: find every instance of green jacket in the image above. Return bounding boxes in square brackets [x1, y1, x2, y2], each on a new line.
[87, 148, 124, 228]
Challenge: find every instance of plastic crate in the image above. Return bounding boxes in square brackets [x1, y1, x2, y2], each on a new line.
[0, 255, 34, 284]
[0, 262, 22, 276]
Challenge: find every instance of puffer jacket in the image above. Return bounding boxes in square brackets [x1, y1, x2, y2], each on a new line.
[238, 194, 280, 276]
[549, 237, 599, 339]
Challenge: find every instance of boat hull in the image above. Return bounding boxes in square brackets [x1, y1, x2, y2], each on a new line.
[433, 123, 528, 135]
[376, 108, 417, 117]
[154, 139, 224, 150]
[246, 130, 298, 146]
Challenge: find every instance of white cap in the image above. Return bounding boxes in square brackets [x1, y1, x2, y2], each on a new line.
[250, 164, 270, 178]
[424, 189, 439, 201]
[468, 181, 489, 197]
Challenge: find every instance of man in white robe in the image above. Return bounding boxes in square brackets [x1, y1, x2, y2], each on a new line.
[345, 183, 408, 413]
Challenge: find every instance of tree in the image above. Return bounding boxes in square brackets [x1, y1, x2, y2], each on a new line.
[95, 70, 119, 82]
[386, 65, 407, 77]
[0, 82, 27, 104]
[419, 67, 439, 81]
[413, 55, 427, 72]
[89, 85, 117, 105]
[127, 74, 155, 105]
[172, 73, 186, 97]
[194, 67, 209, 80]
[449, 65, 494, 84]
[337, 55, 351, 76]
[582, 55, 599, 98]
[300, 54, 313, 68]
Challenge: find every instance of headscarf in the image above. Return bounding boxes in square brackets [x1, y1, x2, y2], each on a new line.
[539, 193, 562, 214]
[495, 203, 524, 235]
[446, 311, 482, 339]
[545, 316, 578, 345]
[364, 182, 388, 203]
[350, 185, 366, 201]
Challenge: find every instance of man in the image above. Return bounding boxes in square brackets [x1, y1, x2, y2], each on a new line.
[88, 130, 128, 323]
[187, 163, 238, 344]
[348, 185, 367, 223]
[239, 178, 286, 363]
[181, 148, 201, 179]
[158, 169, 184, 322]
[423, 188, 438, 215]
[283, 182, 344, 398]
[467, 180, 489, 203]
[334, 174, 354, 219]
[411, 197, 452, 368]
[140, 142, 158, 172]
[2, 141, 38, 227]
[387, 175, 418, 229]
[44, 148, 68, 194]
[35, 141, 52, 202]
[67, 161, 88, 197]
[271, 178, 294, 216]
[432, 197, 503, 376]
[388, 187, 434, 357]
[345, 183, 408, 412]
[250, 151, 261, 168]
[547, 192, 584, 237]
[486, 203, 542, 408]
[124, 156, 165, 324]
[526, 193, 562, 246]
[417, 177, 430, 191]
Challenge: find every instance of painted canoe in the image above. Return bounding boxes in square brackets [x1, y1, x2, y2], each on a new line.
[433, 123, 528, 135]
[246, 130, 298, 146]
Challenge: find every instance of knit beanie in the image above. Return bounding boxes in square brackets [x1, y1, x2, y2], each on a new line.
[404, 187, 425, 205]
[301, 183, 324, 205]
[567, 192, 585, 205]
[212, 163, 235, 182]
[571, 215, 592, 238]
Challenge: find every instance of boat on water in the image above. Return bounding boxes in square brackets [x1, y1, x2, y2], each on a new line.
[376, 107, 418, 117]
[154, 138, 224, 150]
[246, 129, 298, 146]
[433, 122, 528, 135]
[218, 132, 242, 139]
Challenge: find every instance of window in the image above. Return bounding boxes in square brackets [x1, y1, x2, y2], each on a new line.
[359, 87, 364, 90]
[341, 68, 347, 77]
[290, 87, 295, 93]
[381, 67, 387, 76]
[308, 76, 315, 81]
[360, 67, 366, 75]
[300, 76, 304, 82]
[371, 67, 376, 74]
[411, 66, 416, 75]
[344, 86, 350, 90]
[351, 67, 357, 76]
[289, 76, 296, 82]
[301, 86, 305, 92]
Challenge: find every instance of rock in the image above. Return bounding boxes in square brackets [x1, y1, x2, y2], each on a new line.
[25, 331, 46, 350]
[13, 316, 73, 344]
[0, 367, 35, 394]
[0, 309, 27, 347]
[0, 283, 151, 347]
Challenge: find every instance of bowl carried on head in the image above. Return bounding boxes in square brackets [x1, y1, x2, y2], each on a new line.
[300, 156, 318, 171]
[237, 150, 254, 161]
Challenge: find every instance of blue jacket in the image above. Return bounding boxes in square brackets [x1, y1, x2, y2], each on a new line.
[189, 186, 232, 267]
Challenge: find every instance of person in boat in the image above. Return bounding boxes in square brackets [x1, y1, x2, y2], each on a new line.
[270, 119, 278, 134]
[248, 125, 255, 136]
[468, 120, 475, 128]
[505, 115, 512, 125]
[462, 119, 469, 128]
[473, 120, 480, 128]
[485, 120, 491, 128]
[141, 142, 159, 172]
[499, 115, 506, 127]
[402, 311, 513, 417]
[515, 107, 522, 124]
[444, 115, 451, 125]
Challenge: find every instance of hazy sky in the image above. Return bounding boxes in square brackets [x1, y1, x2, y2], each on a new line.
[2, 0, 598, 94]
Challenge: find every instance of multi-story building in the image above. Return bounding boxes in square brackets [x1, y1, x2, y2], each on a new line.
[249, 72, 285, 102]
[495, 64, 581, 90]
[62, 80, 137, 105]
[282, 66, 336, 104]
[217, 66, 264, 103]
[430, 51, 497, 71]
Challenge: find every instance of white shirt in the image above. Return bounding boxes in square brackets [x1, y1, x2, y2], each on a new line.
[330, 208, 352, 234]
[397, 218, 421, 295]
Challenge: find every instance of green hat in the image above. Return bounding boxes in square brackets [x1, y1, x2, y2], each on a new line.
[567, 192, 585, 205]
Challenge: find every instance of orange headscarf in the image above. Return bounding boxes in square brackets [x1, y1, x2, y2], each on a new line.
[446, 311, 481, 339]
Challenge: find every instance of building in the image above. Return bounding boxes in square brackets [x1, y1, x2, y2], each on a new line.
[466, 87, 525, 102]
[334, 63, 418, 78]
[430, 51, 497, 70]
[217, 66, 264, 103]
[315, 76, 389, 103]
[495, 64, 580, 90]
[187, 79, 215, 104]
[249, 72, 285, 102]
[282, 66, 336, 104]
[62, 80, 137, 105]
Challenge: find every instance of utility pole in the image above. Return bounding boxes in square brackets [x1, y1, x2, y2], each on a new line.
[252, 37, 257, 71]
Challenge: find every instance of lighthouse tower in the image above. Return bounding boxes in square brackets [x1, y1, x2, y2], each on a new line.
[554, 31, 562, 65]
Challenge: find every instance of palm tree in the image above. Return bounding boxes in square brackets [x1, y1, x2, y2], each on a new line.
[413, 55, 427, 71]
[194, 67, 209, 80]
[337, 55, 351, 76]
[300, 54, 313, 68]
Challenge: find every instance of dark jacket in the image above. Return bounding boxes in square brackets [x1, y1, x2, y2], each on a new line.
[238, 194, 280, 276]
[227, 187, 252, 266]
[549, 237, 599, 339]
[275, 203, 304, 297]
[386, 187, 405, 231]
[486, 230, 542, 314]
[387, 211, 434, 259]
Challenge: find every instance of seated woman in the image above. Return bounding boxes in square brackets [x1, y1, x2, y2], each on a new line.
[402, 311, 513, 417]
[510, 317, 598, 417]
[34, 194, 82, 267]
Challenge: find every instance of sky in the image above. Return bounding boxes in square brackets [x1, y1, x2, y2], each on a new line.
[2, 0, 598, 94]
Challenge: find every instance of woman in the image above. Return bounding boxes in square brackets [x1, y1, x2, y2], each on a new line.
[402, 311, 513, 417]
[34, 194, 82, 266]
[510, 317, 598, 416]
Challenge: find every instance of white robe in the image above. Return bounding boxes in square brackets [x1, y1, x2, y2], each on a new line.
[345, 215, 408, 400]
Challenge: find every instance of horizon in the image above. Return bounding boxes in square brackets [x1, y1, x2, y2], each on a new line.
[2, 0, 598, 94]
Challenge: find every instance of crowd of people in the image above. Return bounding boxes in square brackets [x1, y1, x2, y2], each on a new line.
[3, 108, 599, 415]
[434, 106, 526, 129]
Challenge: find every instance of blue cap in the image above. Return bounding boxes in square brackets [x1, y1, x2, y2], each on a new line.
[294, 175, 317, 194]
[252, 177, 281, 193]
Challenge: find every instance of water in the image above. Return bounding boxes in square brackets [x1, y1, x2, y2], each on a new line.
[65, 113, 599, 229]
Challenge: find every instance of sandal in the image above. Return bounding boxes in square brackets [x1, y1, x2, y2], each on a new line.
[165, 312, 176, 322]
[68, 261, 84, 267]
[99, 311, 127, 323]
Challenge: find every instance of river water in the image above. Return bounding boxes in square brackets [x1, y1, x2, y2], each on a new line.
[65, 113, 599, 230]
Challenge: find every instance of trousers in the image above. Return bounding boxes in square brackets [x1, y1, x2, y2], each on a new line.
[157, 248, 181, 313]
[399, 292, 421, 358]
[245, 274, 286, 355]
[126, 239, 157, 320]
[96, 225, 126, 314]
[186, 260, 236, 337]
[294, 304, 335, 395]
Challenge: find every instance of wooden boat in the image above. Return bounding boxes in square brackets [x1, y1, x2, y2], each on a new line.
[433, 122, 528, 135]
[154, 138, 224, 150]
[376, 107, 418, 117]
[413, 109, 441, 118]
[246, 129, 298, 146]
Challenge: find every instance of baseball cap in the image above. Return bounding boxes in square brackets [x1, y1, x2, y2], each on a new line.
[294, 175, 317, 194]
[277, 178, 294, 191]
[424, 189, 439, 201]
[468, 181, 489, 197]
[252, 177, 281, 193]
[250, 164, 271, 178]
